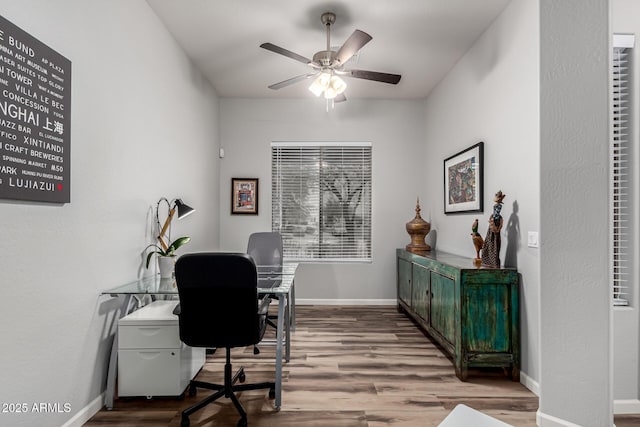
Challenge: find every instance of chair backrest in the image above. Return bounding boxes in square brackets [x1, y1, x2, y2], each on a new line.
[247, 232, 283, 288]
[175, 253, 261, 349]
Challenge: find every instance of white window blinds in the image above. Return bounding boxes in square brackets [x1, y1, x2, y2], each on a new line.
[611, 34, 634, 306]
[271, 142, 372, 262]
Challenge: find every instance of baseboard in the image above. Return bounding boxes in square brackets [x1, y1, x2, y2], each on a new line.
[614, 399, 640, 414]
[536, 410, 584, 427]
[296, 298, 397, 305]
[519, 370, 540, 396]
[61, 394, 103, 427]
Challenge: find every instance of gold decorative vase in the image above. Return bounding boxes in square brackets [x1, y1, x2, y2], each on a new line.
[406, 198, 431, 255]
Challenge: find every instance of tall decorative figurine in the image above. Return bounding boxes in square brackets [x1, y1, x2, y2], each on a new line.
[406, 197, 431, 255]
[481, 190, 506, 268]
[470, 218, 484, 267]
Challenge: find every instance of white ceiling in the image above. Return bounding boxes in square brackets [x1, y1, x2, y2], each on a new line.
[146, 0, 511, 100]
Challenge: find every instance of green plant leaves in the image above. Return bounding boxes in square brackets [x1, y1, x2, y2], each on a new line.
[167, 236, 191, 255]
[144, 236, 191, 269]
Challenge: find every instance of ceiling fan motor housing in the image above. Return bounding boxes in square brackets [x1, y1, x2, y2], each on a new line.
[313, 50, 337, 67]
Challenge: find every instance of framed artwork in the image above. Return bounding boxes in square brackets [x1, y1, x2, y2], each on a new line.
[444, 142, 484, 214]
[231, 178, 259, 215]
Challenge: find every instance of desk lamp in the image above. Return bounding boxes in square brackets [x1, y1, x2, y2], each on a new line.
[156, 197, 195, 251]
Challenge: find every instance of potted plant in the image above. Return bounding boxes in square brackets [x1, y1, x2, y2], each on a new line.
[145, 236, 191, 278]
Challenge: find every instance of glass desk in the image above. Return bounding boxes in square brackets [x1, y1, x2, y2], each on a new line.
[101, 263, 297, 410]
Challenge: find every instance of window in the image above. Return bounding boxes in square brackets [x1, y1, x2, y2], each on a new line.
[611, 34, 634, 306]
[271, 142, 372, 262]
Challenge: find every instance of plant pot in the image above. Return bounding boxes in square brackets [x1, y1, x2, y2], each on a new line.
[158, 256, 176, 279]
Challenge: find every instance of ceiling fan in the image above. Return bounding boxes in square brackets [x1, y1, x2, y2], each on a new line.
[260, 12, 401, 103]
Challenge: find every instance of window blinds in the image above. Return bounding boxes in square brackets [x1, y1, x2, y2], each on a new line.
[271, 142, 372, 262]
[611, 35, 634, 306]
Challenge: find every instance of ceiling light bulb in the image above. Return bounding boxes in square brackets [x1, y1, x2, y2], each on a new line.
[318, 72, 331, 87]
[309, 79, 324, 97]
[324, 85, 337, 99]
[309, 72, 331, 97]
[330, 76, 347, 95]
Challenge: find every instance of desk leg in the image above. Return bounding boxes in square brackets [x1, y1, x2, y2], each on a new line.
[284, 293, 291, 362]
[291, 281, 296, 332]
[104, 327, 118, 410]
[274, 294, 286, 410]
[285, 304, 290, 363]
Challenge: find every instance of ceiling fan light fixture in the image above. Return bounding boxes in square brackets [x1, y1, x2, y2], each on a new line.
[324, 86, 337, 99]
[309, 72, 347, 99]
[330, 75, 347, 95]
[309, 72, 331, 97]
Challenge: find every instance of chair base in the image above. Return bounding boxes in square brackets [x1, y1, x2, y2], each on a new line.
[181, 348, 275, 427]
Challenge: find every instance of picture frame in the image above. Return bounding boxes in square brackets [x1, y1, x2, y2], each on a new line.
[444, 142, 484, 214]
[231, 178, 259, 215]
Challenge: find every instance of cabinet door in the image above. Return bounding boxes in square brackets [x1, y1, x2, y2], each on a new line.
[398, 258, 412, 306]
[411, 264, 429, 320]
[464, 284, 511, 353]
[430, 271, 455, 344]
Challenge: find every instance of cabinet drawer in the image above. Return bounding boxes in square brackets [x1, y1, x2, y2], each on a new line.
[119, 325, 181, 349]
[118, 349, 183, 396]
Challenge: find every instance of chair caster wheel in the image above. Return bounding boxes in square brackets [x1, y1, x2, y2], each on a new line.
[269, 388, 276, 399]
[181, 415, 190, 427]
[253, 346, 260, 355]
[237, 417, 248, 427]
[239, 372, 246, 383]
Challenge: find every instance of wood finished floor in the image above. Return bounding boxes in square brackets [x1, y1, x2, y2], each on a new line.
[84, 305, 638, 426]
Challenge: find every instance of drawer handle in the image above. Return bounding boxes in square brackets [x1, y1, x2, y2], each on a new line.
[138, 351, 162, 360]
[137, 327, 163, 336]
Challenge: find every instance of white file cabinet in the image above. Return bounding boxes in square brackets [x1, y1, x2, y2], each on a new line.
[118, 300, 205, 397]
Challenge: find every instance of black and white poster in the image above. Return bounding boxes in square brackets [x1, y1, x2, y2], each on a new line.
[0, 15, 71, 203]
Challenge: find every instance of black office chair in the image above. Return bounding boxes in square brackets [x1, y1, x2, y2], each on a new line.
[174, 253, 275, 427]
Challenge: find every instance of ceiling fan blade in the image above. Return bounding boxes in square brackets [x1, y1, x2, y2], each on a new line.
[346, 69, 402, 85]
[334, 30, 372, 66]
[260, 42, 313, 65]
[268, 73, 317, 90]
[334, 93, 347, 103]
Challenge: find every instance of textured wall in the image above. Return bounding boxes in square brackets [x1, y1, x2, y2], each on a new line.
[539, 0, 611, 425]
[0, 1, 220, 425]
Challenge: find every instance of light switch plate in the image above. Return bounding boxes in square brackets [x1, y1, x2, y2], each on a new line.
[527, 231, 539, 248]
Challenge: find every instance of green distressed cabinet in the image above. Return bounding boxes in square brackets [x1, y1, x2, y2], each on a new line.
[396, 249, 520, 381]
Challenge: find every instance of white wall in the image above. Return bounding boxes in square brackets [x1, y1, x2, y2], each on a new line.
[612, 0, 640, 413]
[422, 0, 541, 390]
[219, 98, 425, 302]
[0, 1, 220, 426]
[539, 0, 611, 426]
